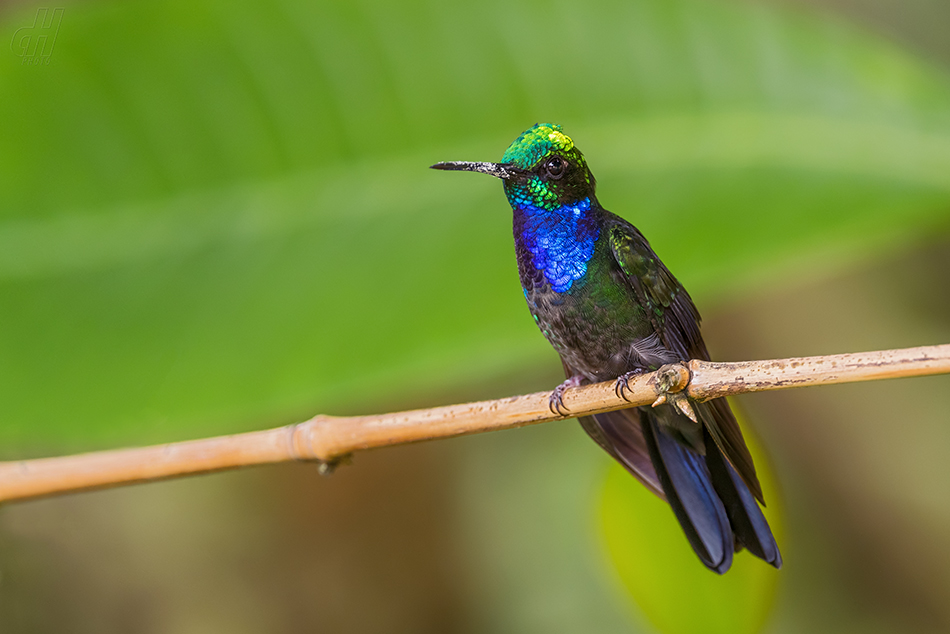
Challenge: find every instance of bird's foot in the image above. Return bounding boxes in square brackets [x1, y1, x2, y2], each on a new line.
[650, 363, 697, 422]
[613, 368, 647, 402]
[549, 375, 585, 416]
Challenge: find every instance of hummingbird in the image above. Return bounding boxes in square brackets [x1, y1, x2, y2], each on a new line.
[432, 123, 781, 573]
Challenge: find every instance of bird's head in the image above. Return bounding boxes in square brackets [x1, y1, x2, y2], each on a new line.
[431, 123, 596, 211]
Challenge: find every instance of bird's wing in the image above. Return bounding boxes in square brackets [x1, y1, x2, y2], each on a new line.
[605, 215, 704, 360]
[605, 214, 764, 504]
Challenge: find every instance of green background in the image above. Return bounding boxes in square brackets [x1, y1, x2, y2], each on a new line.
[1, 0, 949, 631]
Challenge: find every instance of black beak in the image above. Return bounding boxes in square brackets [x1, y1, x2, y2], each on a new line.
[430, 161, 524, 180]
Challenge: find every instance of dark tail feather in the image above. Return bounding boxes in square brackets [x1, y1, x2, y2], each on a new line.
[641, 408, 734, 574]
[703, 426, 783, 568]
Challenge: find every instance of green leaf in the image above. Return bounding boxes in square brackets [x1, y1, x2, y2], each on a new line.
[599, 408, 784, 634]
[1, 0, 949, 447]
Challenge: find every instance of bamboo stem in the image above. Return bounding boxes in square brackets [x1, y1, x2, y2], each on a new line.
[1, 343, 948, 504]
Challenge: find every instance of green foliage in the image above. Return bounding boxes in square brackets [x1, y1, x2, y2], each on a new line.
[2, 0, 949, 630]
[2, 0, 948, 446]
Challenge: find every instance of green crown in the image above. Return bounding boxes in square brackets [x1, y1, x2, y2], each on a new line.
[502, 123, 575, 169]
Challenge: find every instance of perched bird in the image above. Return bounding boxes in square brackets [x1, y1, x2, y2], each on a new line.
[432, 123, 781, 573]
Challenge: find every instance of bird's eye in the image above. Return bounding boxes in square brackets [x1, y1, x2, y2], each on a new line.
[544, 156, 566, 179]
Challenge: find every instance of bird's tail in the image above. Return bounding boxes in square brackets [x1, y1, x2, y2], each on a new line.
[583, 405, 781, 573]
[642, 404, 781, 573]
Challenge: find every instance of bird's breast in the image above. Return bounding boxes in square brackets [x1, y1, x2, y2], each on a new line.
[521, 248, 655, 380]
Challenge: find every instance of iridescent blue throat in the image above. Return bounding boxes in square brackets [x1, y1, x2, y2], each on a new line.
[513, 196, 599, 293]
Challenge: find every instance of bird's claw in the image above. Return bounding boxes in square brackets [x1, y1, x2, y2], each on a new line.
[613, 368, 646, 402]
[549, 376, 584, 416]
[651, 390, 698, 423]
[549, 391, 569, 417]
[650, 363, 697, 423]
